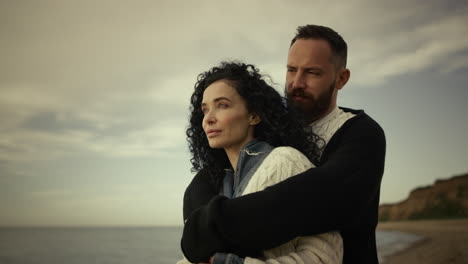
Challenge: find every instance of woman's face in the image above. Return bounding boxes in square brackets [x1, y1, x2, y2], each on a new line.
[201, 80, 258, 151]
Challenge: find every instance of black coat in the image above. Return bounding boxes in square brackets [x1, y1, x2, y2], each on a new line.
[181, 108, 386, 264]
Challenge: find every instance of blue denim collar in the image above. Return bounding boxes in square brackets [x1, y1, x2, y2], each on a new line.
[223, 139, 274, 198]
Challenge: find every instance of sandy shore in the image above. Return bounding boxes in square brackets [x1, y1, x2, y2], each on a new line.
[377, 219, 468, 264]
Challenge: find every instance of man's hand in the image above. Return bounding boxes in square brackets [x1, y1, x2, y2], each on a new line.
[196, 257, 213, 264]
[196, 256, 213, 264]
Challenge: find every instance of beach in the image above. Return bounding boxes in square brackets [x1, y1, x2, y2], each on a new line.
[377, 219, 468, 263]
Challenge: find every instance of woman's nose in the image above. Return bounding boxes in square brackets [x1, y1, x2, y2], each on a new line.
[204, 111, 216, 125]
[207, 117, 216, 125]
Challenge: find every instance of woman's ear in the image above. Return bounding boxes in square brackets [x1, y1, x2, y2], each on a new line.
[249, 113, 261, 125]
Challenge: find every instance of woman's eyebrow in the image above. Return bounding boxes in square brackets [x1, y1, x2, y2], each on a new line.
[201, 97, 232, 106]
[213, 97, 231, 102]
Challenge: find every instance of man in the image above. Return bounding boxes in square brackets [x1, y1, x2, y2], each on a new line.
[181, 25, 386, 264]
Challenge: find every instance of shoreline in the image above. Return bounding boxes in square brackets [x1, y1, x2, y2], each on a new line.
[377, 219, 468, 263]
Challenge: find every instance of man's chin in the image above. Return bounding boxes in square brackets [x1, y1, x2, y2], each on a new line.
[290, 100, 310, 113]
[290, 103, 323, 122]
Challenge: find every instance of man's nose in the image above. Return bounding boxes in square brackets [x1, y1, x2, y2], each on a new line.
[291, 72, 306, 89]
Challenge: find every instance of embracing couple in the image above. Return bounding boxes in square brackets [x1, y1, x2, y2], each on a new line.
[178, 24, 386, 264]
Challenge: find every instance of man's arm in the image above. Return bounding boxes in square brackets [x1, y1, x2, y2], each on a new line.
[181, 114, 386, 262]
[183, 168, 218, 221]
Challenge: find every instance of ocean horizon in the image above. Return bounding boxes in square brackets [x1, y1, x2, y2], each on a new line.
[0, 226, 421, 264]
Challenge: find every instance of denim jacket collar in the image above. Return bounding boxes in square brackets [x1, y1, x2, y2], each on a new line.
[223, 138, 274, 198]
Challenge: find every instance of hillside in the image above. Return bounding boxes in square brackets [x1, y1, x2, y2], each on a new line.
[379, 173, 468, 221]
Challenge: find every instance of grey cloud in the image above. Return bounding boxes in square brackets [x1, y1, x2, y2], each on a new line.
[345, 5, 468, 86]
[20, 111, 96, 133]
[1, 0, 467, 164]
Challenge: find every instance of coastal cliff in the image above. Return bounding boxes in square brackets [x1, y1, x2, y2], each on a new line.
[379, 173, 468, 221]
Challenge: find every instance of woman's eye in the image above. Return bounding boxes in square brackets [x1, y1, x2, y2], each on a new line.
[219, 103, 228, 108]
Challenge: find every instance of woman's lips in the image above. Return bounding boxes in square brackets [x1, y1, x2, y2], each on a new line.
[206, 129, 222, 137]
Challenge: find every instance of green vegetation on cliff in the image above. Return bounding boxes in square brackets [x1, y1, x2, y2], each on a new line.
[379, 173, 468, 221]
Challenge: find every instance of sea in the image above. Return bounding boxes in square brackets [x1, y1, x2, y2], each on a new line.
[0, 227, 423, 264]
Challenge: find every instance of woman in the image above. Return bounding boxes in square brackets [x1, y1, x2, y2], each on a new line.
[180, 61, 342, 264]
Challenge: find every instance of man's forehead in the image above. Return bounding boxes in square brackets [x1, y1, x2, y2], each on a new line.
[289, 39, 331, 55]
[287, 39, 334, 66]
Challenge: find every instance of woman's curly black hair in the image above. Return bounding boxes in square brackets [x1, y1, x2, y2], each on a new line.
[186, 61, 323, 188]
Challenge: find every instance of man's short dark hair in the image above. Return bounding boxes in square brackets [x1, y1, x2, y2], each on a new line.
[290, 25, 348, 69]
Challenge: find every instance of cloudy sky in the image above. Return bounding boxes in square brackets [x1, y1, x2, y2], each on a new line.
[1, 0, 467, 226]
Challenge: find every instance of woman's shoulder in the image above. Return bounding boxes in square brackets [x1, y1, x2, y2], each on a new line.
[242, 146, 315, 194]
[265, 146, 312, 165]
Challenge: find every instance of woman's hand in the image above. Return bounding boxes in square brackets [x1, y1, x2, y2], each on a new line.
[197, 256, 214, 264]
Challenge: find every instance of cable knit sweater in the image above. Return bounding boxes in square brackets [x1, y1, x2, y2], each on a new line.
[242, 146, 342, 264]
[178, 146, 343, 264]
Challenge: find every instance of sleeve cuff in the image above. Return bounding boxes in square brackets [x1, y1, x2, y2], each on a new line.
[212, 252, 244, 264]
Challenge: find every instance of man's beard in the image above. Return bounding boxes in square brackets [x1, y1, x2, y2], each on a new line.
[286, 81, 335, 123]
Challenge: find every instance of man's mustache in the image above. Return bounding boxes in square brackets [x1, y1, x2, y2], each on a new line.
[287, 89, 311, 99]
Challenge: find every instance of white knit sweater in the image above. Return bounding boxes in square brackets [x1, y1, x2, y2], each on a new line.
[242, 147, 343, 264]
[178, 147, 343, 264]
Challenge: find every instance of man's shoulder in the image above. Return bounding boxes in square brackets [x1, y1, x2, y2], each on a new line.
[319, 107, 386, 166]
[329, 107, 386, 154]
[339, 107, 385, 137]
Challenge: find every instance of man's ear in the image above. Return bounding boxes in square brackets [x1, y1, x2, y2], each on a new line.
[249, 113, 261, 125]
[336, 68, 350, 90]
